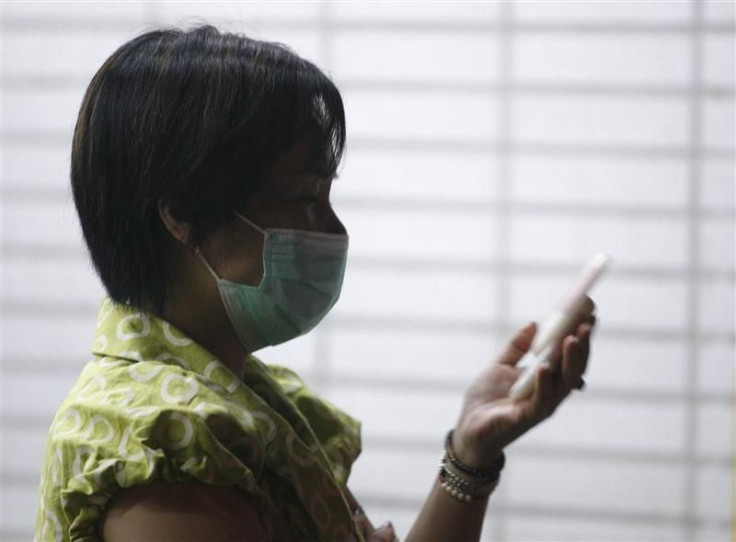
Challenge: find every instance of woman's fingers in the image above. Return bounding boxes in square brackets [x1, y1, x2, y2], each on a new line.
[354, 508, 396, 542]
[575, 323, 592, 369]
[547, 324, 591, 390]
[578, 296, 596, 320]
[561, 335, 584, 389]
[518, 312, 595, 429]
[530, 364, 565, 420]
[503, 297, 595, 370]
[367, 522, 396, 542]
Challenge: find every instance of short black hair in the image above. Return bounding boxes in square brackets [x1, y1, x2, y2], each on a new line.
[71, 24, 346, 312]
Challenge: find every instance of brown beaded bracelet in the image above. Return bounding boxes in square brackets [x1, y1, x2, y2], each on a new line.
[445, 430, 506, 479]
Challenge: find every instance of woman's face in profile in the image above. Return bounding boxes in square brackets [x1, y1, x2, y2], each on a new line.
[199, 137, 346, 289]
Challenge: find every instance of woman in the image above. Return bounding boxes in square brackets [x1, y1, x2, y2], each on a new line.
[35, 25, 595, 542]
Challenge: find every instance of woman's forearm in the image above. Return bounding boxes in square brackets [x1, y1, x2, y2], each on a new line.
[405, 476, 490, 542]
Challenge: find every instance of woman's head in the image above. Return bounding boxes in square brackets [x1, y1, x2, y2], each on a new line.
[72, 25, 346, 312]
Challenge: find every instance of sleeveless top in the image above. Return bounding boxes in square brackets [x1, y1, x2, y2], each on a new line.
[34, 298, 364, 541]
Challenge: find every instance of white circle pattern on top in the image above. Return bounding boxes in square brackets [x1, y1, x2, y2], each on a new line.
[160, 411, 194, 450]
[162, 322, 193, 346]
[128, 363, 164, 383]
[116, 313, 151, 340]
[93, 334, 108, 352]
[101, 387, 135, 406]
[77, 375, 107, 401]
[54, 408, 83, 437]
[286, 432, 316, 467]
[84, 415, 116, 443]
[160, 373, 199, 404]
[204, 360, 240, 394]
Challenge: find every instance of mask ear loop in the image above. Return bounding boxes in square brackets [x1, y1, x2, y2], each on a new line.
[192, 213, 264, 282]
[190, 246, 222, 281]
[234, 212, 266, 235]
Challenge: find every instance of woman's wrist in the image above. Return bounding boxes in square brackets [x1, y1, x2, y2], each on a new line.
[450, 428, 504, 472]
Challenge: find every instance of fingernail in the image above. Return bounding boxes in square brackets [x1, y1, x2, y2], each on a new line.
[381, 520, 394, 529]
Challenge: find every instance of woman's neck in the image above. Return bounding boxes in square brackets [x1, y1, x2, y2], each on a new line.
[160, 290, 250, 381]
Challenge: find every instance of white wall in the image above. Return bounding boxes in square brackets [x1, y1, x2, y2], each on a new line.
[1, 1, 734, 540]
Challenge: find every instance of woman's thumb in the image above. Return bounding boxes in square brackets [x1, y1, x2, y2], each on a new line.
[497, 321, 537, 367]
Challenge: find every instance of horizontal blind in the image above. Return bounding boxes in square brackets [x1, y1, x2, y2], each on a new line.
[1, 2, 733, 541]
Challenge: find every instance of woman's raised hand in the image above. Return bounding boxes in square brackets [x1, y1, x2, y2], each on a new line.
[451, 299, 596, 470]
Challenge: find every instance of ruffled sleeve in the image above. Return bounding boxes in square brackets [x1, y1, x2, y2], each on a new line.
[267, 364, 362, 487]
[37, 360, 269, 542]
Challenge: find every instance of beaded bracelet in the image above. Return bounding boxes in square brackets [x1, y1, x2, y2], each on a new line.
[438, 464, 500, 502]
[445, 430, 506, 478]
[438, 430, 506, 503]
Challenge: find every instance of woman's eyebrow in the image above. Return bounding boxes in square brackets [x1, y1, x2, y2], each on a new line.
[291, 169, 337, 183]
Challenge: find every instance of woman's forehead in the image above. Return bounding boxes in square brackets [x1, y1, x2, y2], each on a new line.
[266, 138, 333, 186]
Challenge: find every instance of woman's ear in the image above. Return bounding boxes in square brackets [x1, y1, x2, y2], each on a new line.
[158, 200, 192, 247]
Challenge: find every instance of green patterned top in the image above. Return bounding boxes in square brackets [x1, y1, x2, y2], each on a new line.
[35, 298, 364, 541]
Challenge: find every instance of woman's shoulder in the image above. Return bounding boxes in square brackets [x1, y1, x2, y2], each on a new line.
[36, 358, 271, 541]
[49, 356, 270, 475]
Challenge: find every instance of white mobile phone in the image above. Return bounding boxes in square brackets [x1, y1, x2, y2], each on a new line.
[508, 253, 611, 400]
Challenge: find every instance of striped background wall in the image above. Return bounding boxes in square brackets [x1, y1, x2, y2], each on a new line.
[2, 1, 734, 540]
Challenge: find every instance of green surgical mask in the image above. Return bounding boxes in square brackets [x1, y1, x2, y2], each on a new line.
[197, 212, 349, 352]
